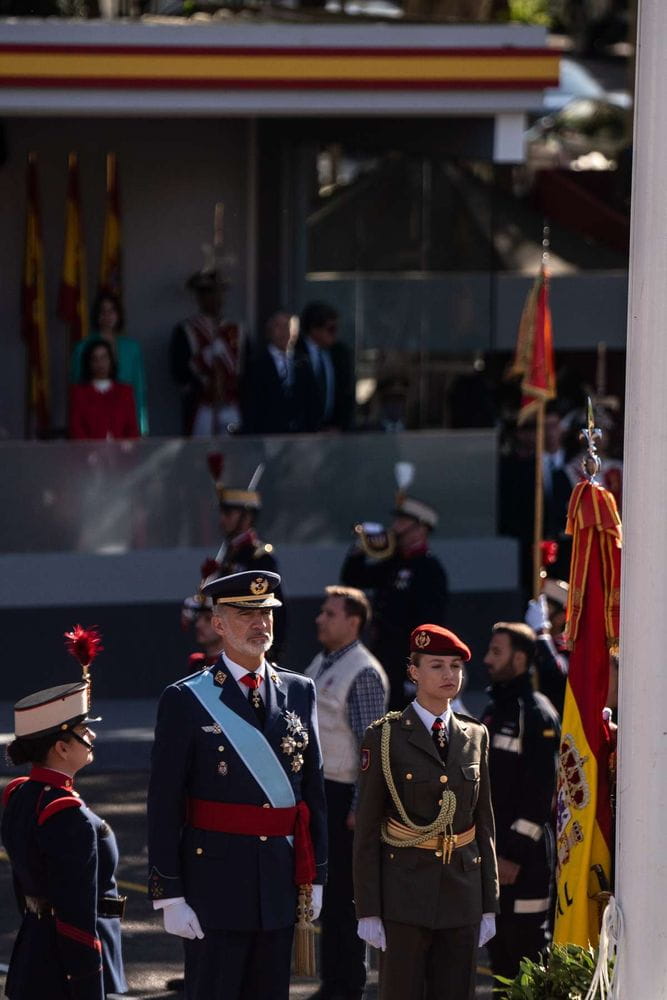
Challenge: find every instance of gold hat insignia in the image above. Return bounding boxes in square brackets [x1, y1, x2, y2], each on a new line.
[415, 631, 431, 649]
[250, 577, 269, 596]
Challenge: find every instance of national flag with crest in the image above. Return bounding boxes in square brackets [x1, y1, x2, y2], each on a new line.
[509, 264, 556, 423]
[554, 479, 621, 947]
[99, 152, 122, 302]
[58, 151, 88, 345]
[21, 153, 50, 436]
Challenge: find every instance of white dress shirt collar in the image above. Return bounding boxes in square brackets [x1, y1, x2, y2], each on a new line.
[222, 652, 267, 701]
[411, 698, 452, 735]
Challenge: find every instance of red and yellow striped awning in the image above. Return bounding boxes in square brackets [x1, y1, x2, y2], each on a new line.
[0, 43, 559, 91]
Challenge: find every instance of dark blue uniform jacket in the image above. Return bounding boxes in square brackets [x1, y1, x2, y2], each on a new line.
[147, 661, 327, 931]
[1, 767, 126, 1000]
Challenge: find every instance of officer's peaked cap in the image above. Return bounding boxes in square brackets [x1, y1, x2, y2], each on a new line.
[202, 570, 282, 609]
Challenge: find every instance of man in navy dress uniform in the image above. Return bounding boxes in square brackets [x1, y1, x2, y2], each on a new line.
[147, 570, 327, 1000]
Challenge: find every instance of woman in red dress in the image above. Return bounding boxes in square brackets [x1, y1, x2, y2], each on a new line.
[69, 340, 139, 440]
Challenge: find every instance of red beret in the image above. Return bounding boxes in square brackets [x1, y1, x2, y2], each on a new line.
[410, 624, 471, 661]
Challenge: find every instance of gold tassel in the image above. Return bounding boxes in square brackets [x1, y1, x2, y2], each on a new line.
[292, 884, 317, 978]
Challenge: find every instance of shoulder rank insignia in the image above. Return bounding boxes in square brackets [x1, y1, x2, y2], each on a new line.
[371, 711, 402, 728]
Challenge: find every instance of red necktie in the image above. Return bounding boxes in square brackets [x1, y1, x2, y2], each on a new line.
[240, 672, 265, 728]
[431, 718, 448, 763]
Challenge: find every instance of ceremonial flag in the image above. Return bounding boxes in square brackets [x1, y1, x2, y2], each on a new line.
[98, 152, 122, 301]
[58, 151, 88, 345]
[21, 153, 50, 436]
[554, 480, 621, 947]
[510, 264, 556, 423]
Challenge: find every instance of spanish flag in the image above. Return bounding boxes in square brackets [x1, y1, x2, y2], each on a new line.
[554, 480, 621, 947]
[509, 264, 556, 423]
[21, 153, 50, 436]
[99, 152, 122, 301]
[58, 151, 88, 345]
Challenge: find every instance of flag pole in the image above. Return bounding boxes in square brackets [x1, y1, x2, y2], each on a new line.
[531, 223, 550, 599]
[532, 399, 545, 598]
[614, 0, 667, 993]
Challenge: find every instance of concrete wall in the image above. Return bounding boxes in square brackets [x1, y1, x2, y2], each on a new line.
[0, 116, 250, 438]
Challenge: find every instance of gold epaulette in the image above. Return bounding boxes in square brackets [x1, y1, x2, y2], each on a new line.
[371, 711, 402, 728]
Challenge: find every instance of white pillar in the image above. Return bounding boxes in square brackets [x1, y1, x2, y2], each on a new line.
[615, 0, 667, 994]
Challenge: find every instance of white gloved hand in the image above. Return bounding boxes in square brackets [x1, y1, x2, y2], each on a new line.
[310, 885, 323, 921]
[357, 916, 387, 951]
[162, 898, 205, 940]
[525, 595, 550, 633]
[478, 913, 496, 948]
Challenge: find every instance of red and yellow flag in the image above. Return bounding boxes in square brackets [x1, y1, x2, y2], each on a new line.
[98, 152, 122, 301]
[554, 480, 621, 947]
[58, 151, 88, 345]
[21, 153, 50, 436]
[510, 264, 556, 422]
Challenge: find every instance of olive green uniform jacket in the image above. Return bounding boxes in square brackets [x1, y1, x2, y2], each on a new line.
[353, 704, 499, 929]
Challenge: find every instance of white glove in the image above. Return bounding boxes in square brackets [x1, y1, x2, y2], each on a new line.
[478, 913, 496, 947]
[357, 916, 386, 951]
[310, 884, 323, 921]
[525, 595, 550, 633]
[162, 898, 205, 940]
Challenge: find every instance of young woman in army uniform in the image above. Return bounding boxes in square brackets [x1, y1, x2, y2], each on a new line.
[353, 624, 499, 1000]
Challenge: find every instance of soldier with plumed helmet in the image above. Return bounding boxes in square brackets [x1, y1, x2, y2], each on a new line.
[1, 627, 127, 1000]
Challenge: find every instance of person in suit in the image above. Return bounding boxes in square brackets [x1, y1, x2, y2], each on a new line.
[147, 570, 327, 1000]
[241, 311, 299, 434]
[70, 290, 148, 435]
[2, 680, 127, 1000]
[353, 624, 499, 1000]
[69, 339, 139, 441]
[293, 302, 354, 432]
[305, 586, 389, 1000]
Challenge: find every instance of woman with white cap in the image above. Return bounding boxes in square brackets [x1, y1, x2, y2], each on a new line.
[1, 629, 127, 1000]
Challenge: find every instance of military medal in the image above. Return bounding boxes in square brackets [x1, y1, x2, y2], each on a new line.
[217, 761, 228, 776]
[281, 711, 308, 771]
[251, 689, 262, 710]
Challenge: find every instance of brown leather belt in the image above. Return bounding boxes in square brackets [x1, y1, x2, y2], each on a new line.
[25, 895, 127, 919]
[384, 817, 476, 863]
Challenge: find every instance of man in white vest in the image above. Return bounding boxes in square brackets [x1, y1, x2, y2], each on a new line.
[306, 586, 389, 1000]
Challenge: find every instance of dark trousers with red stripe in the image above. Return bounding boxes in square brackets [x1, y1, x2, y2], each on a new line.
[184, 924, 294, 1000]
[319, 779, 366, 998]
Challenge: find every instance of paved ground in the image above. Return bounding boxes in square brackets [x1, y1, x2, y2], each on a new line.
[0, 769, 495, 997]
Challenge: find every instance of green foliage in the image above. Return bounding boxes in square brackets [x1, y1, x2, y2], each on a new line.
[495, 943, 613, 1000]
[508, 0, 551, 25]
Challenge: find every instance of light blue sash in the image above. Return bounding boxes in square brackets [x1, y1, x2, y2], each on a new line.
[185, 670, 295, 809]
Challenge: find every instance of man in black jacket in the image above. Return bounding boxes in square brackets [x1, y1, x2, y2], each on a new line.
[293, 301, 354, 432]
[241, 311, 299, 434]
[482, 622, 560, 981]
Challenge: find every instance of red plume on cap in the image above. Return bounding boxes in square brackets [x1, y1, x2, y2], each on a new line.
[64, 625, 104, 669]
[539, 540, 559, 566]
[200, 557, 220, 580]
[207, 452, 224, 484]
